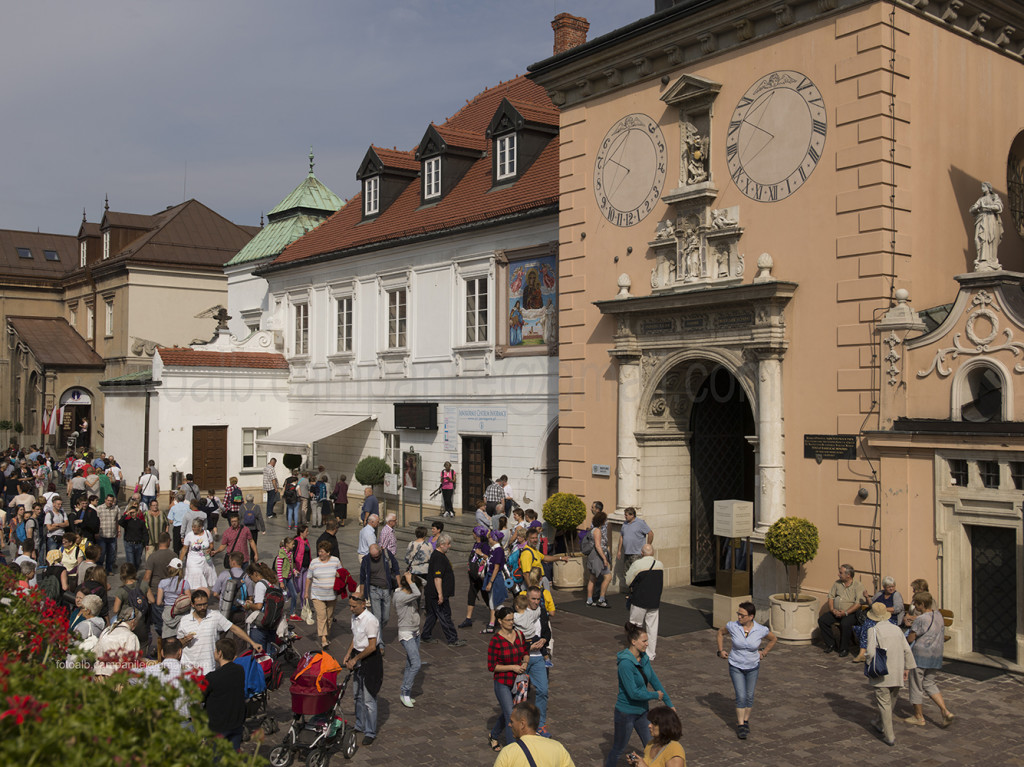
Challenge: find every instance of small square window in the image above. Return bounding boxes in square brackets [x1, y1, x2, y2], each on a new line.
[948, 458, 968, 487]
[1011, 462, 1024, 491]
[16, 247, 32, 259]
[423, 157, 441, 199]
[496, 133, 517, 180]
[44, 250, 59, 261]
[364, 176, 380, 216]
[978, 460, 999, 488]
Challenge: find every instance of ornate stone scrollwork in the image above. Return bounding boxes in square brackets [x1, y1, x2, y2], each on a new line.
[917, 291, 1024, 377]
[884, 331, 902, 386]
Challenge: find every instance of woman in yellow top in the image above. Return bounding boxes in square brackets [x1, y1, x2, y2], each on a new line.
[629, 706, 686, 767]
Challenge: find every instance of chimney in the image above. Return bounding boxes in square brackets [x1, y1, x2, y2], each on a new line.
[552, 13, 589, 55]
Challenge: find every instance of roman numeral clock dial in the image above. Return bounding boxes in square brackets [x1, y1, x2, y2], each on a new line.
[594, 114, 668, 227]
[726, 71, 827, 202]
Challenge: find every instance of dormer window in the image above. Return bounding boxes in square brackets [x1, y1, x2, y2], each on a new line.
[423, 157, 441, 200]
[79, 242, 86, 267]
[364, 176, 380, 216]
[496, 134, 517, 180]
[103, 231, 110, 260]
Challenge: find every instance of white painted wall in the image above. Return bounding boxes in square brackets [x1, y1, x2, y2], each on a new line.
[226, 262, 271, 339]
[101, 388, 150, 483]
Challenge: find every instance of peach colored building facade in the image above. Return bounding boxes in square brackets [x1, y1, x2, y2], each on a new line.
[530, 0, 1024, 666]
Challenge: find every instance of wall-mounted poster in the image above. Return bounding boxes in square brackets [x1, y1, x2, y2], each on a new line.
[507, 254, 557, 348]
[402, 452, 418, 491]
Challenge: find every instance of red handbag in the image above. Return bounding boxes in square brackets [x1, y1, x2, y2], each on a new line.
[333, 567, 356, 598]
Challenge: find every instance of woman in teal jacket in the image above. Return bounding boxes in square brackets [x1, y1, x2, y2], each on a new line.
[605, 622, 674, 766]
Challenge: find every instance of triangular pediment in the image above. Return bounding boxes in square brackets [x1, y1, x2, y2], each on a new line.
[415, 125, 445, 161]
[487, 98, 523, 138]
[356, 148, 383, 181]
[661, 74, 722, 108]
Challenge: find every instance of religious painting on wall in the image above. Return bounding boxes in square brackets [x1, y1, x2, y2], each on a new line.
[506, 253, 557, 349]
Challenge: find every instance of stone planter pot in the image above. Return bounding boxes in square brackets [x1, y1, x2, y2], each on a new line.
[768, 593, 819, 644]
[552, 557, 584, 589]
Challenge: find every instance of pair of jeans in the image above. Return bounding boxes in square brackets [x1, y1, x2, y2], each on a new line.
[421, 596, 458, 643]
[728, 663, 760, 709]
[124, 541, 144, 570]
[368, 586, 392, 642]
[98, 536, 118, 573]
[605, 708, 651, 767]
[489, 680, 515, 744]
[286, 502, 300, 528]
[265, 490, 279, 517]
[45, 536, 63, 554]
[249, 625, 277, 658]
[399, 634, 421, 697]
[526, 654, 549, 727]
[284, 576, 300, 614]
[353, 668, 377, 738]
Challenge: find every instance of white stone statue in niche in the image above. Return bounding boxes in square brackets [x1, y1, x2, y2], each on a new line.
[682, 122, 709, 185]
[682, 229, 701, 281]
[970, 182, 1004, 271]
[715, 245, 730, 277]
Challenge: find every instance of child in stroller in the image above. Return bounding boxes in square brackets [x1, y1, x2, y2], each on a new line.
[269, 650, 358, 766]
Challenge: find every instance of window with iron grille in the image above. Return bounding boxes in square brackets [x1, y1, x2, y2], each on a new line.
[948, 458, 968, 487]
[978, 460, 1000, 489]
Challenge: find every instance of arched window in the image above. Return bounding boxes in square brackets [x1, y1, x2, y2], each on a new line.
[961, 364, 1003, 423]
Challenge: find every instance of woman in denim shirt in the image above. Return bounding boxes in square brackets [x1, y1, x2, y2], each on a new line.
[717, 601, 777, 740]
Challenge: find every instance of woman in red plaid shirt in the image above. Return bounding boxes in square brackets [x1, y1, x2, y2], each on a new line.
[487, 605, 529, 752]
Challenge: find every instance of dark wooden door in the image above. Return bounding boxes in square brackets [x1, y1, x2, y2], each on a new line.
[192, 426, 228, 491]
[461, 436, 491, 515]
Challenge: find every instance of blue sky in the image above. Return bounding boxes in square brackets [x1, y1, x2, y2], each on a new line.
[1, 1, 651, 234]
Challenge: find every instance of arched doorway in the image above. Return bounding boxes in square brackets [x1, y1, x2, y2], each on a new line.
[60, 387, 93, 450]
[688, 365, 755, 584]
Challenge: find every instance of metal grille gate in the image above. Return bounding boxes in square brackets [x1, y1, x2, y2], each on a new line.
[689, 366, 755, 584]
[970, 525, 1017, 659]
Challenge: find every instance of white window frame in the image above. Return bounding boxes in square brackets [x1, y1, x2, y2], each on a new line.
[387, 288, 407, 349]
[465, 275, 488, 343]
[241, 427, 269, 469]
[423, 156, 441, 199]
[496, 133, 517, 180]
[104, 299, 114, 338]
[68, 304, 77, 328]
[85, 304, 95, 341]
[335, 294, 353, 353]
[384, 432, 401, 475]
[293, 300, 309, 356]
[102, 231, 110, 260]
[364, 176, 380, 216]
[79, 241, 86, 268]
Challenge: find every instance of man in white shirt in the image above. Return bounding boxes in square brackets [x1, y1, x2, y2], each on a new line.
[177, 591, 260, 675]
[344, 595, 382, 746]
[138, 637, 190, 719]
[358, 514, 379, 558]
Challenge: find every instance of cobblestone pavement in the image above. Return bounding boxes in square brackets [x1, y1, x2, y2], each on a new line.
[239, 514, 1020, 766]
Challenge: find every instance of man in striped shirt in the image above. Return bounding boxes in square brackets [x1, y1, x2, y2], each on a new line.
[378, 512, 398, 557]
[262, 458, 279, 518]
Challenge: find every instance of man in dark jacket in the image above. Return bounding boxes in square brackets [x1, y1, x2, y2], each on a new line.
[204, 637, 246, 751]
[625, 543, 664, 661]
[359, 543, 400, 650]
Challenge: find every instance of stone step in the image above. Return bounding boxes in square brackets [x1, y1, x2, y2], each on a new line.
[394, 513, 480, 554]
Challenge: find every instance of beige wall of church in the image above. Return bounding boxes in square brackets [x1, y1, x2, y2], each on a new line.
[550, 3, 1024, 598]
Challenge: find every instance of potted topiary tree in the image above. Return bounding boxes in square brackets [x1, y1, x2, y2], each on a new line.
[281, 453, 303, 473]
[355, 455, 389, 499]
[764, 516, 820, 642]
[542, 492, 587, 589]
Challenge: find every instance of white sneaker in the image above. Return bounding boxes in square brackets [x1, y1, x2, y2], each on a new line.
[400, 695, 414, 708]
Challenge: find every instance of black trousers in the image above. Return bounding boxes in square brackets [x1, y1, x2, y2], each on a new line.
[818, 610, 859, 651]
[422, 596, 458, 643]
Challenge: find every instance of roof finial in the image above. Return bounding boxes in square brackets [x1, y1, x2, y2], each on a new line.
[104, 194, 109, 212]
[309, 146, 315, 175]
[82, 207, 87, 223]
[260, 212, 265, 228]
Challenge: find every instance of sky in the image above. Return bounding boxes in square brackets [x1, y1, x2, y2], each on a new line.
[0, 1, 653, 235]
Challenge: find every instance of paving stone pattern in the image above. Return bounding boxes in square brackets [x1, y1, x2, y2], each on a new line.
[235, 516, 1021, 766]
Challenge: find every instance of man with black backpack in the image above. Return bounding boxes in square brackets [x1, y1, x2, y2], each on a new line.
[222, 476, 243, 523]
[239, 494, 265, 547]
[179, 474, 201, 505]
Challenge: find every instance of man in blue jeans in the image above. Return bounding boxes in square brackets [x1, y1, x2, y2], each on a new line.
[95, 494, 122, 574]
[263, 458, 280, 518]
[521, 586, 552, 736]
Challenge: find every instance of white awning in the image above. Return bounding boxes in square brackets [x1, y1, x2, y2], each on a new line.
[257, 413, 373, 453]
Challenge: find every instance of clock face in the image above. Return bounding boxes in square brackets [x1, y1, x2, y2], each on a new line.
[594, 114, 668, 227]
[726, 71, 826, 202]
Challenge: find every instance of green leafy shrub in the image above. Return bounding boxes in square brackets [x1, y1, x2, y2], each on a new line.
[542, 493, 587, 553]
[355, 455, 389, 487]
[0, 420, 11, 432]
[281, 453, 303, 471]
[764, 516, 820, 601]
[0, 570, 254, 765]
[12, 422, 23, 434]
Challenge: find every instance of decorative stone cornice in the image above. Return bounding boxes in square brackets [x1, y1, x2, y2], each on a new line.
[528, 0, 1024, 109]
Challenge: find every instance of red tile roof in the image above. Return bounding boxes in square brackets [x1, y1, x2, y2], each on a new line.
[157, 348, 289, 370]
[505, 99, 559, 126]
[432, 125, 487, 152]
[371, 146, 419, 172]
[273, 75, 558, 267]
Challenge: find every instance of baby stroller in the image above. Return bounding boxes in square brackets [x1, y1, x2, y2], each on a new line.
[269, 651, 358, 766]
[235, 649, 280, 741]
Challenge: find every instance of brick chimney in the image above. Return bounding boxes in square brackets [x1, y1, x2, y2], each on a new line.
[552, 13, 589, 55]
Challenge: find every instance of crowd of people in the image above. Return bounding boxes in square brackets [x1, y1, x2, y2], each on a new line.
[2, 446, 961, 762]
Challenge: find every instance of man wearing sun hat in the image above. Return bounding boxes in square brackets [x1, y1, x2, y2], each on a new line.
[865, 600, 916, 746]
